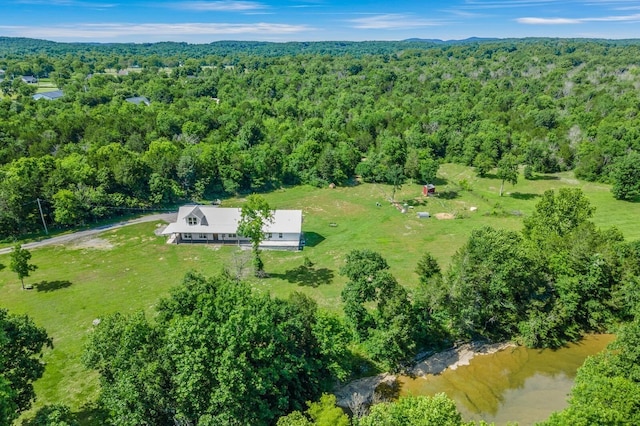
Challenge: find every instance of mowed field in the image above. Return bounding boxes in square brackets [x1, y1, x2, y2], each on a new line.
[1, 164, 639, 420]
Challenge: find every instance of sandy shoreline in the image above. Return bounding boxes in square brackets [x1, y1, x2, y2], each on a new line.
[335, 341, 515, 408]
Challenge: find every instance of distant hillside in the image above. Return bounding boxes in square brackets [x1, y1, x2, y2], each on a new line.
[2, 36, 640, 59]
[0, 37, 432, 58]
[403, 37, 501, 44]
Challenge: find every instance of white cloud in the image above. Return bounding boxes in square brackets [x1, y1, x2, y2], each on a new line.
[445, 9, 489, 18]
[170, 1, 266, 11]
[349, 14, 446, 30]
[290, 0, 325, 7]
[0, 22, 312, 40]
[518, 13, 640, 24]
[463, 0, 560, 9]
[517, 17, 581, 24]
[15, 0, 117, 6]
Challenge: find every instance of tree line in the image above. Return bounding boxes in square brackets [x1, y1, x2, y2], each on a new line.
[3, 38, 640, 238]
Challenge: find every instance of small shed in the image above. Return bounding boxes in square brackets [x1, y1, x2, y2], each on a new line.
[125, 96, 151, 106]
[423, 184, 436, 196]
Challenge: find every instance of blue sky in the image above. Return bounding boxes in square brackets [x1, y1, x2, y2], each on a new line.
[1, 0, 640, 43]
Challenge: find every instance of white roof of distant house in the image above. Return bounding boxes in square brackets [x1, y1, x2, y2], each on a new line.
[33, 90, 64, 101]
[125, 96, 150, 106]
[161, 206, 302, 236]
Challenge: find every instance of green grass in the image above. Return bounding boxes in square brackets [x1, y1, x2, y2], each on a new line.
[1, 164, 640, 422]
[35, 78, 58, 93]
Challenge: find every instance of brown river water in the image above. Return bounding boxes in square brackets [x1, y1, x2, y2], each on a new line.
[398, 334, 615, 425]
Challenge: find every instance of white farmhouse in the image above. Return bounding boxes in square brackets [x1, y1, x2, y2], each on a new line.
[161, 205, 303, 250]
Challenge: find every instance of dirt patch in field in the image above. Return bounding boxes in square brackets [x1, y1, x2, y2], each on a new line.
[154, 223, 168, 235]
[434, 213, 455, 220]
[561, 177, 579, 185]
[71, 237, 115, 250]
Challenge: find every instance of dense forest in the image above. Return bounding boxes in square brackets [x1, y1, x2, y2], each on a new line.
[2, 37, 640, 424]
[2, 37, 640, 238]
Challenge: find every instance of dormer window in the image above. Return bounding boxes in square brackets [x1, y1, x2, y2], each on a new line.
[187, 217, 198, 225]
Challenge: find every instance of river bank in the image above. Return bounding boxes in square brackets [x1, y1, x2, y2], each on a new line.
[335, 335, 614, 425]
[335, 341, 515, 408]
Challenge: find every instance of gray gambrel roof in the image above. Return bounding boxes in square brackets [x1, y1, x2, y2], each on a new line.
[33, 90, 64, 101]
[162, 206, 302, 236]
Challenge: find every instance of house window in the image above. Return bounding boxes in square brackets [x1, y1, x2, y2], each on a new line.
[228, 233, 236, 238]
[199, 234, 207, 239]
[279, 233, 283, 239]
[268, 233, 272, 239]
[183, 233, 192, 239]
[187, 217, 198, 225]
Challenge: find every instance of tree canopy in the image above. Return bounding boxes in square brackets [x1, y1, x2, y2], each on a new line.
[543, 318, 640, 425]
[2, 39, 640, 237]
[84, 272, 346, 425]
[0, 308, 52, 425]
[417, 188, 638, 348]
[611, 151, 640, 201]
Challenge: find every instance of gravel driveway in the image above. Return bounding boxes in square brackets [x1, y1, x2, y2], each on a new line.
[0, 212, 177, 255]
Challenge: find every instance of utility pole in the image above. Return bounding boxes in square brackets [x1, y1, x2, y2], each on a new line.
[37, 198, 48, 235]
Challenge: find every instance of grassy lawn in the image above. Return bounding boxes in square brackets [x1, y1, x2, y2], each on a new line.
[35, 78, 58, 93]
[1, 164, 639, 422]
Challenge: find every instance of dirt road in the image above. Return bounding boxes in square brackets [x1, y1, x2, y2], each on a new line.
[0, 212, 177, 255]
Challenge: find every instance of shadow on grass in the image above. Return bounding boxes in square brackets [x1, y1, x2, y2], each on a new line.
[34, 280, 72, 292]
[21, 401, 109, 426]
[528, 174, 560, 181]
[510, 192, 540, 200]
[618, 195, 640, 203]
[405, 198, 427, 207]
[432, 176, 449, 186]
[437, 190, 459, 200]
[348, 351, 383, 379]
[303, 232, 325, 247]
[74, 402, 110, 425]
[271, 265, 334, 287]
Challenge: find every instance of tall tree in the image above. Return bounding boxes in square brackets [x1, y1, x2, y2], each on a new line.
[496, 153, 519, 196]
[0, 309, 52, 425]
[522, 188, 595, 245]
[340, 250, 416, 367]
[415, 252, 441, 286]
[611, 151, 640, 201]
[83, 312, 171, 426]
[441, 226, 540, 341]
[277, 394, 350, 426]
[237, 194, 274, 277]
[9, 244, 37, 290]
[358, 394, 464, 426]
[386, 164, 405, 203]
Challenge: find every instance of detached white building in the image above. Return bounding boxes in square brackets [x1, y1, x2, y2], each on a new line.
[161, 205, 303, 250]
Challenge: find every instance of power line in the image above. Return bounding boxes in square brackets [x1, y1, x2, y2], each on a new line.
[37, 198, 48, 235]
